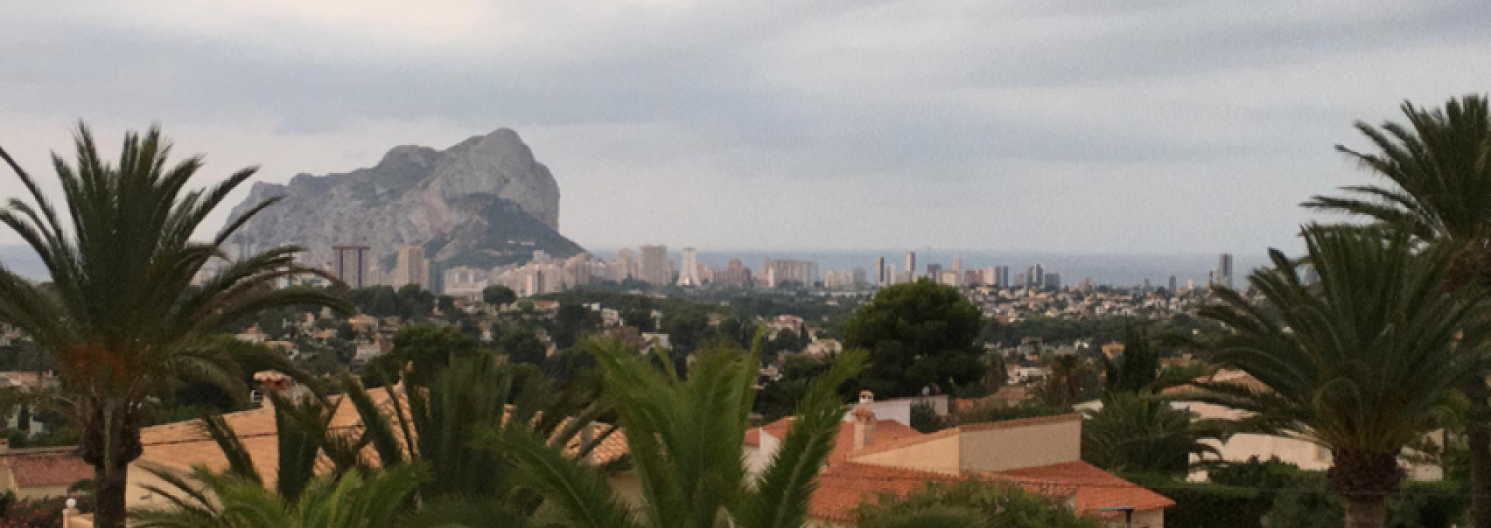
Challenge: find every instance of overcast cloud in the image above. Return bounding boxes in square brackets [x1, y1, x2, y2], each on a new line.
[2, 0, 1489, 255]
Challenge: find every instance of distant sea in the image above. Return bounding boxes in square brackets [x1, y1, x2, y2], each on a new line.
[590, 248, 1273, 288]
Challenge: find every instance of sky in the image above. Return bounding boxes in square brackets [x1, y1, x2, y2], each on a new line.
[2, 1, 1489, 257]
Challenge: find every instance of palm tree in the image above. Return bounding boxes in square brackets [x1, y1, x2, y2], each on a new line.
[1303, 94, 1491, 527]
[495, 339, 866, 528]
[0, 124, 351, 527]
[1080, 392, 1226, 477]
[130, 464, 431, 528]
[1198, 225, 1491, 528]
[133, 352, 611, 525]
[1040, 355, 1091, 407]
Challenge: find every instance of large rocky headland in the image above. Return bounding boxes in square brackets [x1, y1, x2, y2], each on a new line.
[224, 128, 584, 274]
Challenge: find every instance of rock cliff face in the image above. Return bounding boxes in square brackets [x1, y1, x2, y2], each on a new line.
[225, 129, 583, 273]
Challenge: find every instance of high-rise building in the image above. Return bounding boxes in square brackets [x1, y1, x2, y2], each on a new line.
[761, 258, 818, 288]
[716, 259, 754, 289]
[905, 252, 917, 281]
[965, 269, 982, 286]
[639, 245, 672, 286]
[1027, 264, 1045, 289]
[1044, 273, 1061, 290]
[952, 256, 963, 272]
[1215, 253, 1234, 289]
[886, 264, 898, 285]
[1167, 275, 1178, 293]
[392, 246, 429, 290]
[525, 267, 545, 297]
[995, 266, 1011, 288]
[332, 244, 370, 288]
[609, 249, 635, 282]
[927, 263, 943, 282]
[875, 257, 886, 286]
[677, 247, 702, 286]
[564, 254, 594, 288]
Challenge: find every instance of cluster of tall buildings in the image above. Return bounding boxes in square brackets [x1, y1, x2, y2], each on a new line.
[872, 251, 1058, 290]
[214, 238, 1240, 299]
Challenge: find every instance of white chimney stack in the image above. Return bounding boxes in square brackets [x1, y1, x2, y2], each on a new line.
[852, 393, 877, 451]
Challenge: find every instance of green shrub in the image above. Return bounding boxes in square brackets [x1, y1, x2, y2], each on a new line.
[945, 401, 1067, 428]
[909, 401, 940, 433]
[852, 480, 1102, 528]
[1122, 472, 1269, 528]
[1128, 459, 1467, 528]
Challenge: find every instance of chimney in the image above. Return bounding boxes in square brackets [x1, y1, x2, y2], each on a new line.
[852, 392, 877, 451]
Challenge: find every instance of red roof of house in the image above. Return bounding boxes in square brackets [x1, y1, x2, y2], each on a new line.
[810, 462, 961, 523]
[761, 411, 1173, 525]
[745, 416, 923, 463]
[3, 452, 93, 488]
[989, 461, 1175, 513]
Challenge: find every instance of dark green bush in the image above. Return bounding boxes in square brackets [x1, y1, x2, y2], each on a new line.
[1122, 472, 1269, 528]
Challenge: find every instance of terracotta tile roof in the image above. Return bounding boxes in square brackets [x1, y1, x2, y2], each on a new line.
[810, 461, 1172, 525]
[788, 413, 1170, 525]
[989, 461, 1175, 513]
[2, 452, 93, 488]
[810, 462, 961, 523]
[747, 416, 924, 462]
[1162, 368, 1268, 397]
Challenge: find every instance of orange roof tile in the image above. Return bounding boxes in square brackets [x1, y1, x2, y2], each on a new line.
[810, 462, 961, 523]
[748, 416, 925, 463]
[744, 427, 762, 447]
[989, 461, 1175, 513]
[3, 452, 92, 488]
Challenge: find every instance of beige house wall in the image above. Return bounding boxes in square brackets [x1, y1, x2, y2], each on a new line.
[847, 433, 961, 474]
[745, 430, 782, 478]
[1124, 509, 1165, 528]
[958, 418, 1081, 473]
[125, 463, 187, 510]
[1185, 402, 1441, 483]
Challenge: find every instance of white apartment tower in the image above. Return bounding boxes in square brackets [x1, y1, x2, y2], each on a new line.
[392, 246, 429, 290]
[639, 245, 672, 286]
[677, 247, 702, 286]
[1215, 253, 1234, 289]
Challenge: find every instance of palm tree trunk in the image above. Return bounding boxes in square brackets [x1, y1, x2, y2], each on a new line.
[1471, 425, 1491, 528]
[1343, 497, 1386, 528]
[93, 461, 130, 528]
[1329, 448, 1403, 528]
[81, 400, 142, 528]
[1468, 383, 1491, 528]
